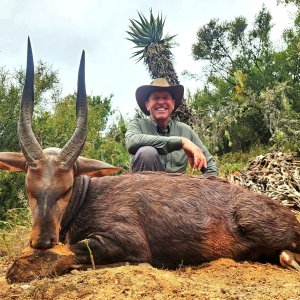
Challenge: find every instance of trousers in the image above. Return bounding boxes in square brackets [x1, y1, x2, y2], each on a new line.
[131, 146, 166, 172]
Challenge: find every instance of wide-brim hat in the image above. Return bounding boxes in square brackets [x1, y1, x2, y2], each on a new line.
[135, 78, 184, 115]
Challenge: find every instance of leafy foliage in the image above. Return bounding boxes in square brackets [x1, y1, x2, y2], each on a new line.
[33, 94, 111, 151]
[126, 10, 176, 63]
[278, 0, 300, 7]
[127, 9, 178, 84]
[98, 114, 131, 170]
[188, 6, 300, 154]
[0, 63, 61, 219]
[215, 145, 269, 177]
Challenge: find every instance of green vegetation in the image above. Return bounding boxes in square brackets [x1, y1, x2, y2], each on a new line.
[186, 5, 299, 155]
[126, 10, 178, 82]
[215, 145, 270, 177]
[0, 62, 61, 218]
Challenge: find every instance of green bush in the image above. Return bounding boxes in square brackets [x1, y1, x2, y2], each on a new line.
[216, 145, 269, 177]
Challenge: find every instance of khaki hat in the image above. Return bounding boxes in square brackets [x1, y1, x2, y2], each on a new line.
[135, 78, 184, 115]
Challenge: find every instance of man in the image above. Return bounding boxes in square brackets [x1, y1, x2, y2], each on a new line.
[125, 78, 218, 176]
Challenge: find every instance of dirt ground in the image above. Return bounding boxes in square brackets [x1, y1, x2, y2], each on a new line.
[0, 258, 300, 300]
[1, 212, 299, 299]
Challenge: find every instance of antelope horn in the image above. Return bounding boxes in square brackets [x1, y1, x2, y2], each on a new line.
[17, 37, 45, 166]
[57, 50, 87, 168]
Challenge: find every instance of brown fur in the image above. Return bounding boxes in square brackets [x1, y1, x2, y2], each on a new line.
[60, 172, 300, 268]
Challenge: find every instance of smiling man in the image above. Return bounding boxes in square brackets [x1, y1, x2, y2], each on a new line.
[125, 78, 218, 176]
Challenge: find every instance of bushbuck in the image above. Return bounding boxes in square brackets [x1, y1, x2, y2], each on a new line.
[0, 38, 299, 271]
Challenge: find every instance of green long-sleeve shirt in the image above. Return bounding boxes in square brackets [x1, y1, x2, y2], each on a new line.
[125, 118, 218, 176]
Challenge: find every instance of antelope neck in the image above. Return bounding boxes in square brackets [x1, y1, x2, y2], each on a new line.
[59, 175, 91, 242]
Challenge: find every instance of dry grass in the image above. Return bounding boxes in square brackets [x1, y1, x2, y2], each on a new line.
[0, 207, 31, 258]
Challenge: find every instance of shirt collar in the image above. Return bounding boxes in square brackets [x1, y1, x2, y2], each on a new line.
[149, 117, 171, 134]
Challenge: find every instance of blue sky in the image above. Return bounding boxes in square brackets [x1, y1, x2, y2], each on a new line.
[0, 0, 296, 118]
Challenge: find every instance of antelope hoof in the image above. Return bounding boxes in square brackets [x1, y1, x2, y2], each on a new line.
[279, 250, 300, 271]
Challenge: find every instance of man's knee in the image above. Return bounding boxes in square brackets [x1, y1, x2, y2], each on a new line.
[132, 146, 165, 172]
[135, 146, 159, 163]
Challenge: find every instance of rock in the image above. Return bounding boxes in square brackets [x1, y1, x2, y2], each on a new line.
[6, 244, 76, 283]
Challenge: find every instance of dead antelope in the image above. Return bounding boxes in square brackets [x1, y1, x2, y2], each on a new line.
[0, 39, 299, 271]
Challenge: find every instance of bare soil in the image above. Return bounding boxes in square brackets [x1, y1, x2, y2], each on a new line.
[0, 258, 300, 300]
[1, 209, 299, 299]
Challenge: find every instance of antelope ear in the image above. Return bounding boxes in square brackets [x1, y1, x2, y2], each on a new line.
[75, 156, 122, 177]
[0, 152, 27, 172]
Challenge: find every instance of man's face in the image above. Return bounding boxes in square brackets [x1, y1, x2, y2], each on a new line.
[145, 91, 175, 123]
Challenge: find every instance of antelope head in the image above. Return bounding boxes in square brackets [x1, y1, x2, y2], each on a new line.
[0, 38, 121, 249]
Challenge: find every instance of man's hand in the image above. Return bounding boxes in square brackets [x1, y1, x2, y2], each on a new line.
[182, 138, 207, 171]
